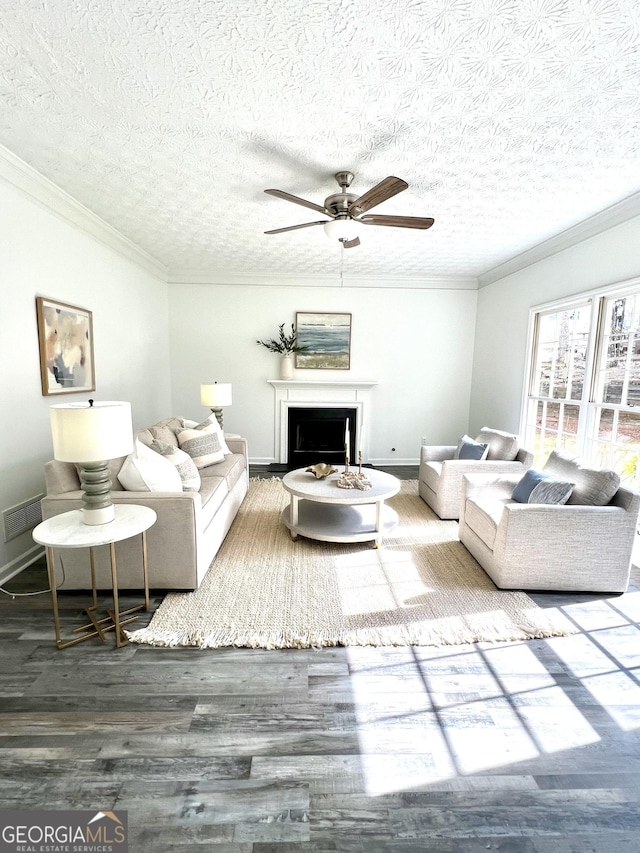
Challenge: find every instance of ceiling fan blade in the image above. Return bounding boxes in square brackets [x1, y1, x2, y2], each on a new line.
[341, 237, 360, 248]
[264, 188, 327, 215]
[349, 176, 408, 214]
[264, 220, 327, 235]
[360, 214, 434, 230]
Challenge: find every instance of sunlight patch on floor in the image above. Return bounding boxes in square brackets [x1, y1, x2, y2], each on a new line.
[582, 671, 640, 731]
[347, 640, 603, 793]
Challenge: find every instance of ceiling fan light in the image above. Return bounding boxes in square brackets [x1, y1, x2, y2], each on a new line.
[324, 218, 360, 242]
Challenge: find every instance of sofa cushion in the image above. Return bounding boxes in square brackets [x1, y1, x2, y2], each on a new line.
[177, 422, 225, 468]
[117, 439, 183, 492]
[150, 439, 201, 492]
[200, 451, 247, 491]
[464, 496, 507, 550]
[512, 469, 574, 504]
[455, 435, 489, 460]
[199, 476, 230, 527]
[543, 450, 620, 506]
[475, 427, 519, 461]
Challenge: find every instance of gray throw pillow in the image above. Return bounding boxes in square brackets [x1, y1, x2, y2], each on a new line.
[455, 434, 489, 460]
[150, 439, 201, 492]
[512, 469, 574, 504]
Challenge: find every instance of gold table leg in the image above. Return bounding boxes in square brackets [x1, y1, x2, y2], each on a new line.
[50, 531, 150, 650]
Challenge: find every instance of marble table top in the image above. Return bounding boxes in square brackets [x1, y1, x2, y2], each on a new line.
[33, 504, 157, 548]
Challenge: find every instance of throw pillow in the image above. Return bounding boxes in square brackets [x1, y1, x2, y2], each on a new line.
[150, 439, 201, 492]
[512, 469, 574, 504]
[474, 427, 519, 461]
[177, 422, 225, 468]
[195, 414, 232, 455]
[117, 439, 183, 493]
[454, 435, 489, 461]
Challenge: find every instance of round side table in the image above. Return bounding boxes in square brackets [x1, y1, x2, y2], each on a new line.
[33, 504, 157, 649]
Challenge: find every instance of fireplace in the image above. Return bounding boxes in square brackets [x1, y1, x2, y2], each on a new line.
[287, 407, 356, 469]
[267, 379, 377, 466]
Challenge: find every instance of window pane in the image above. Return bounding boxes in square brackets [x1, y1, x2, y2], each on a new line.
[592, 407, 640, 486]
[570, 344, 587, 399]
[596, 294, 640, 405]
[561, 405, 580, 439]
[596, 407, 614, 440]
[602, 358, 624, 404]
[626, 358, 640, 407]
[533, 307, 591, 401]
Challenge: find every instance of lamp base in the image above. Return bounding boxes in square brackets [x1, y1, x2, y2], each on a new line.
[79, 461, 115, 526]
[209, 407, 224, 429]
[82, 504, 116, 525]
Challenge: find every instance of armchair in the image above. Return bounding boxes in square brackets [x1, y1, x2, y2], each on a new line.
[419, 427, 533, 519]
[458, 452, 640, 593]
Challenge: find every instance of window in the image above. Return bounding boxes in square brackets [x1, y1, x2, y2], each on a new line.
[588, 292, 640, 484]
[524, 281, 640, 489]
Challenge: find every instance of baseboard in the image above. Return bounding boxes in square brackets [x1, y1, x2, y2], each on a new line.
[0, 544, 45, 586]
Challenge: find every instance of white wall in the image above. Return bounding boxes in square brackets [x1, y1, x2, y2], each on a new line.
[0, 180, 171, 580]
[470, 215, 640, 436]
[168, 283, 479, 464]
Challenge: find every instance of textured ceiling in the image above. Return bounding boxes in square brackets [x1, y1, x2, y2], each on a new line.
[2, 0, 640, 282]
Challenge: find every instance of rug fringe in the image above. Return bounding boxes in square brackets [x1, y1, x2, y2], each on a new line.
[126, 614, 573, 650]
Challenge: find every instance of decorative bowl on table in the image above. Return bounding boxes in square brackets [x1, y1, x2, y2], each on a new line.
[305, 463, 338, 479]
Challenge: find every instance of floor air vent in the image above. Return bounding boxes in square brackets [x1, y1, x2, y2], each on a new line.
[3, 495, 44, 542]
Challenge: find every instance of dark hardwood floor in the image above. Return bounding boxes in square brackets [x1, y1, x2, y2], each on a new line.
[2, 471, 640, 852]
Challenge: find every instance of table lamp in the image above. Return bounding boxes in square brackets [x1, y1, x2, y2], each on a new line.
[200, 382, 232, 428]
[49, 400, 134, 525]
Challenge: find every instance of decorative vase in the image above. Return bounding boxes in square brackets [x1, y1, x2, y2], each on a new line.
[280, 353, 294, 380]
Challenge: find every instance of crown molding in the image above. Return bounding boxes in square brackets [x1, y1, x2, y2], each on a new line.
[478, 190, 640, 287]
[168, 271, 478, 290]
[0, 143, 167, 280]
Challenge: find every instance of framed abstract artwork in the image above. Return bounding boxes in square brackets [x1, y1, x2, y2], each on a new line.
[295, 312, 352, 370]
[36, 297, 96, 395]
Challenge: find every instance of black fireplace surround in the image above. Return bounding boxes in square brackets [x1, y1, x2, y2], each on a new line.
[287, 407, 357, 470]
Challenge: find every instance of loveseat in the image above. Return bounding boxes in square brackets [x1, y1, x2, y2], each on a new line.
[458, 450, 640, 593]
[419, 427, 533, 519]
[41, 416, 249, 591]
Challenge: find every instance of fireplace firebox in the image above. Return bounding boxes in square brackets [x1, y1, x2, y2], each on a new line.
[287, 407, 357, 470]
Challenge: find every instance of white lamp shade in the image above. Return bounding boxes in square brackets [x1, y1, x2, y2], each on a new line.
[324, 218, 360, 242]
[200, 383, 232, 407]
[50, 401, 134, 462]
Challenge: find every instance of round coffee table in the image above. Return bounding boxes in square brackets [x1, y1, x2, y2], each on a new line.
[281, 467, 400, 546]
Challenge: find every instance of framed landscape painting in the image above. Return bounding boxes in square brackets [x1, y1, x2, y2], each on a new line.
[295, 312, 352, 370]
[36, 297, 95, 395]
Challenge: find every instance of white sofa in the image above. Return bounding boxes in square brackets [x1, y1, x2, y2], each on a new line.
[41, 416, 249, 591]
[459, 450, 640, 593]
[419, 427, 533, 519]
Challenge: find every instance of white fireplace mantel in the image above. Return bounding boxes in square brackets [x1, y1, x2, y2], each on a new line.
[267, 379, 378, 464]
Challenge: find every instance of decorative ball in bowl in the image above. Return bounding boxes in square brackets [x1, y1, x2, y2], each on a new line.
[305, 463, 338, 479]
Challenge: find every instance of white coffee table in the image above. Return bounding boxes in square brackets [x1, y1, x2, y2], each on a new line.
[281, 467, 400, 546]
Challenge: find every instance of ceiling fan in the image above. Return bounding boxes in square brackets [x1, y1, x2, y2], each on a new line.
[264, 171, 434, 248]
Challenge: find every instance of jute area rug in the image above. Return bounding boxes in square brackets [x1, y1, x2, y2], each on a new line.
[127, 478, 575, 649]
